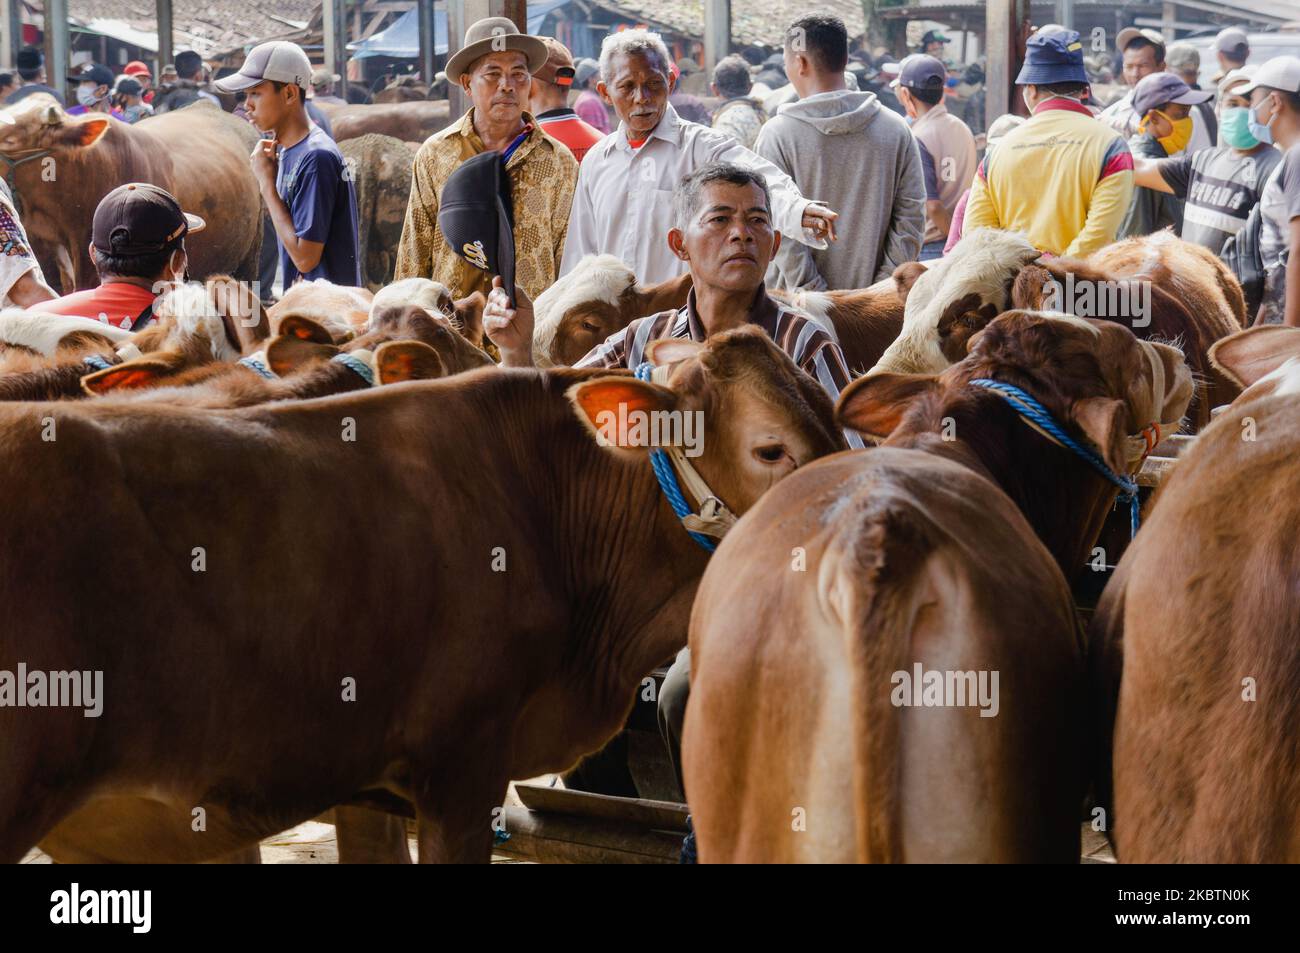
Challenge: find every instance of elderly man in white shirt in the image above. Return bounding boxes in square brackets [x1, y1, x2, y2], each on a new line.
[561, 28, 838, 286]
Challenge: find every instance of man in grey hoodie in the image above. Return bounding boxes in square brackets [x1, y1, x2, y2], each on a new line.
[757, 15, 925, 291]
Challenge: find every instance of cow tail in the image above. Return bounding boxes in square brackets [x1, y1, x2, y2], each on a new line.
[841, 499, 934, 864]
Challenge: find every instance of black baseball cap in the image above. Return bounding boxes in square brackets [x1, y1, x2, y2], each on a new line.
[92, 183, 206, 256]
[891, 54, 946, 90]
[438, 151, 516, 307]
[68, 63, 115, 88]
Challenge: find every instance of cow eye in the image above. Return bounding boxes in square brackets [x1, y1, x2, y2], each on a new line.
[754, 444, 788, 464]
[580, 321, 600, 334]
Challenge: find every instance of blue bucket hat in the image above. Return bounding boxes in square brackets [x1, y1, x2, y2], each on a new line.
[1015, 28, 1088, 86]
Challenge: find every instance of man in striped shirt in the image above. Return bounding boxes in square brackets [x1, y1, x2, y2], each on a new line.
[485, 162, 863, 449]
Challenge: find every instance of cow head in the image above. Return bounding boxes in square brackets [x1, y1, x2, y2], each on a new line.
[840, 311, 1193, 571]
[0, 95, 112, 159]
[568, 325, 845, 518]
[267, 279, 373, 342]
[871, 229, 1042, 376]
[533, 254, 693, 368]
[369, 277, 487, 352]
[1210, 326, 1300, 405]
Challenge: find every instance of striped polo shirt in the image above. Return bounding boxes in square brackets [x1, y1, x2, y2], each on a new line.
[576, 288, 864, 449]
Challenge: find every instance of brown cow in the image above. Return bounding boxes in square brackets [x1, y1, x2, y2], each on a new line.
[1095, 325, 1300, 862]
[1, 325, 843, 863]
[684, 312, 1192, 862]
[0, 95, 262, 292]
[340, 135, 418, 290]
[317, 101, 452, 144]
[872, 229, 1240, 429]
[533, 255, 903, 373]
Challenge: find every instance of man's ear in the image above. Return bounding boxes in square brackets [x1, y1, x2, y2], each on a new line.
[771, 229, 782, 257]
[567, 375, 679, 450]
[1072, 396, 1129, 477]
[836, 371, 939, 439]
[667, 227, 689, 262]
[1209, 326, 1300, 389]
[596, 81, 611, 104]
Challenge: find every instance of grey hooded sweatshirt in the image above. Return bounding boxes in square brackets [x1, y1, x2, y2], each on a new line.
[756, 89, 925, 291]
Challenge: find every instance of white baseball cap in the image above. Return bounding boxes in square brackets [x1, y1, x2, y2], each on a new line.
[214, 41, 313, 92]
[1235, 55, 1300, 95]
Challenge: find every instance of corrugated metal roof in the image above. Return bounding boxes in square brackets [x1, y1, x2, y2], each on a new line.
[588, 0, 867, 47]
[60, 0, 319, 56]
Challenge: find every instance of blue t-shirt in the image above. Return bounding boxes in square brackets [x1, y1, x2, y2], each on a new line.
[275, 124, 360, 287]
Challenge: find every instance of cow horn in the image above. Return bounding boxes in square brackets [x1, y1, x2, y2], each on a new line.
[43, 104, 62, 126]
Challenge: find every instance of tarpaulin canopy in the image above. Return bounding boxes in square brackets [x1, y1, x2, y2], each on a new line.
[348, 2, 570, 59]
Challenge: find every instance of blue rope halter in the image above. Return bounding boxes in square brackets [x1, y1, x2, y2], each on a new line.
[969, 378, 1142, 538]
[238, 355, 276, 380]
[634, 361, 717, 553]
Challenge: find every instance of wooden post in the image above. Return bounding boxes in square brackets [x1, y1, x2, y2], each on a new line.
[156, 0, 173, 79]
[418, 0, 436, 85]
[1, 0, 17, 70]
[703, 0, 729, 75]
[323, 0, 349, 100]
[44, 0, 69, 100]
[1161, 1, 1176, 43]
[447, 0, 524, 119]
[1055, 0, 1074, 30]
[985, 0, 1020, 129]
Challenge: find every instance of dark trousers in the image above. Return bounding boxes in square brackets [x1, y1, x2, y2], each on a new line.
[656, 647, 691, 801]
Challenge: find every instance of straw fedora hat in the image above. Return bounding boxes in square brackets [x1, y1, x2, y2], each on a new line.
[446, 16, 548, 81]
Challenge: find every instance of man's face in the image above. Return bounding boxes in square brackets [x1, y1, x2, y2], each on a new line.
[1122, 45, 1161, 86]
[925, 41, 944, 55]
[1249, 87, 1279, 127]
[463, 51, 529, 124]
[1146, 101, 1190, 138]
[598, 51, 672, 138]
[243, 80, 294, 132]
[135, 74, 152, 90]
[671, 180, 779, 292]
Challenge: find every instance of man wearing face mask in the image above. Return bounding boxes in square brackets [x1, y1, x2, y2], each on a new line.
[965, 27, 1133, 256]
[42, 183, 202, 329]
[1116, 72, 1211, 239]
[1238, 57, 1300, 327]
[1128, 69, 1280, 255]
[66, 63, 126, 120]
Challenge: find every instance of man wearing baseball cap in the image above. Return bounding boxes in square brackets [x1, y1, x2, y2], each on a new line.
[216, 40, 360, 288]
[123, 60, 155, 104]
[528, 36, 603, 163]
[67, 64, 125, 120]
[1116, 72, 1212, 238]
[1100, 27, 1211, 154]
[43, 183, 203, 329]
[920, 30, 948, 58]
[1237, 56, 1300, 325]
[1128, 68, 1280, 259]
[394, 16, 577, 302]
[892, 53, 975, 260]
[1214, 27, 1250, 83]
[965, 27, 1134, 256]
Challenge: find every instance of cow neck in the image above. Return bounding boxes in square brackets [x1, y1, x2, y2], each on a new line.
[498, 368, 711, 687]
[887, 390, 1118, 577]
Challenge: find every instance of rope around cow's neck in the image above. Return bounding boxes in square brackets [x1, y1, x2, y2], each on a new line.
[634, 361, 730, 554]
[969, 378, 1143, 539]
[0, 149, 53, 216]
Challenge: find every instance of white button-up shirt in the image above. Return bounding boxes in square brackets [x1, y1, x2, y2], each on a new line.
[560, 102, 825, 285]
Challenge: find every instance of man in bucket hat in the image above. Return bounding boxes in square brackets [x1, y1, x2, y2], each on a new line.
[964, 27, 1134, 256]
[395, 16, 577, 301]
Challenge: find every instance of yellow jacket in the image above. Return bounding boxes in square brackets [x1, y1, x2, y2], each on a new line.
[965, 98, 1134, 257]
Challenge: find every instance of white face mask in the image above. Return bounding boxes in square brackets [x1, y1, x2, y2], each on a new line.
[76, 82, 102, 108]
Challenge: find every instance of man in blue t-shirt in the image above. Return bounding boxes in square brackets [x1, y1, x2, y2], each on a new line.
[215, 41, 360, 288]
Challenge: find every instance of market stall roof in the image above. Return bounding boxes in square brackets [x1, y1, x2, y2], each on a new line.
[53, 0, 317, 56]
[585, 0, 866, 47]
[346, 1, 568, 58]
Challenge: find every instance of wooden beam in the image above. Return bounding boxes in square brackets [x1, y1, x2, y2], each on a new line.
[44, 0, 70, 100]
[418, 0, 436, 85]
[1, 0, 17, 70]
[703, 0, 729, 76]
[156, 0, 174, 79]
[985, 0, 1019, 131]
[323, 0, 348, 100]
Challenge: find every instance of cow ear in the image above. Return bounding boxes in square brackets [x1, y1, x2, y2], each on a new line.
[453, 291, 486, 346]
[81, 360, 172, 395]
[60, 116, 111, 148]
[645, 337, 704, 368]
[630, 270, 693, 318]
[275, 314, 334, 344]
[1209, 326, 1300, 389]
[265, 334, 339, 376]
[836, 372, 938, 439]
[1072, 396, 1129, 477]
[567, 376, 679, 452]
[375, 340, 446, 384]
[1011, 264, 1055, 310]
[891, 262, 928, 306]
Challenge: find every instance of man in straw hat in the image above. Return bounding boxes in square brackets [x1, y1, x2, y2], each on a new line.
[395, 16, 577, 301]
